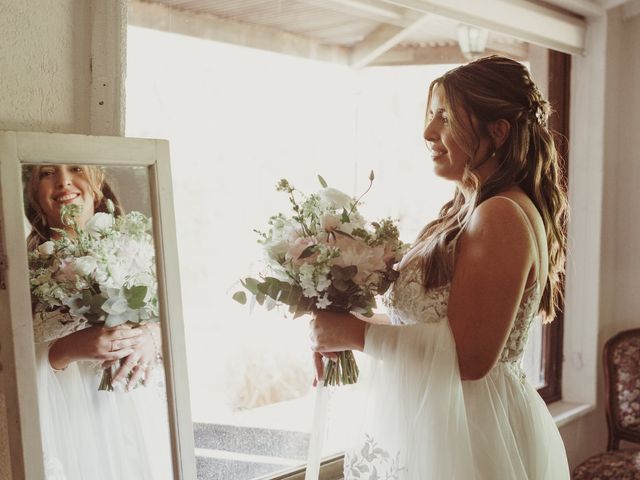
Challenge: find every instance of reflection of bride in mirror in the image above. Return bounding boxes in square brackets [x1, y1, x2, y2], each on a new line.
[25, 164, 173, 479]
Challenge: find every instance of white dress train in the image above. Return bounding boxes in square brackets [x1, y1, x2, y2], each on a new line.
[33, 311, 174, 480]
[342, 200, 570, 479]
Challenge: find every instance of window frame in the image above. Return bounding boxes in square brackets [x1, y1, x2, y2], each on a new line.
[537, 50, 571, 404]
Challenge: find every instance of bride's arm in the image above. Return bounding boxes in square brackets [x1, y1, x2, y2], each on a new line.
[447, 198, 535, 380]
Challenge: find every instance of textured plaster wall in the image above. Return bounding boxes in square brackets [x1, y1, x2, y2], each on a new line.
[559, 9, 640, 470]
[0, 0, 91, 134]
[0, 1, 92, 478]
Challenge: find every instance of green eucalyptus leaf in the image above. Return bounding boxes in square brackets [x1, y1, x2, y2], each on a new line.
[125, 285, 147, 309]
[241, 277, 261, 295]
[331, 265, 357, 281]
[333, 279, 350, 292]
[298, 244, 318, 260]
[232, 291, 247, 304]
[318, 175, 328, 188]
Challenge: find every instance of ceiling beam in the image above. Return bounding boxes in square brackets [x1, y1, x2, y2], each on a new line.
[128, 0, 350, 65]
[298, 0, 415, 27]
[534, 0, 604, 17]
[370, 42, 529, 66]
[350, 15, 429, 68]
[377, 0, 586, 54]
[622, 0, 640, 18]
[598, 0, 634, 9]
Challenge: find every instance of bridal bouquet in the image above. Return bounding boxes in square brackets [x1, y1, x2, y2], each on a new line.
[234, 173, 406, 385]
[29, 201, 158, 390]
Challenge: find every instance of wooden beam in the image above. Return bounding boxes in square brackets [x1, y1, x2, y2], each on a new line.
[377, 0, 586, 54]
[622, 0, 640, 19]
[533, 0, 604, 17]
[350, 16, 429, 68]
[298, 0, 414, 27]
[128, 0, 349, 65]
[370, 43, 529, 66]
[599, 0, 634, 9]
[90, 0, 127, 136]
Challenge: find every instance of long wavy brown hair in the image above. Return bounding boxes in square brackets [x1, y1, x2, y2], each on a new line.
[414, 55, 568, 323]
[25, 165, 123, 251]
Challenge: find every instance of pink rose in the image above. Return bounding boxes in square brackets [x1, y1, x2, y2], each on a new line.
[331, 236, 386, 284]
[286, 237, 317, 264]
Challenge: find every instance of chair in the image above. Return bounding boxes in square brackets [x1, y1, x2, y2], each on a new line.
[573, 328, 640, 479]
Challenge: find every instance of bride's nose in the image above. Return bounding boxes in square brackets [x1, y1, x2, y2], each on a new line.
[56, 169, 73, 188]
[423, 118, 439, 142]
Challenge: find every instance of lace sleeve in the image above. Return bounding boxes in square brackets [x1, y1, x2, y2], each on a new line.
[32, 306, 88, 344]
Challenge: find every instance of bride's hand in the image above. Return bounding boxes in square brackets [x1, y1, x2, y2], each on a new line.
[311, 351, 338, 386]
[111, 323, 160, 390]
[48, 325, 143, 370]
[309, 310, 366, 354]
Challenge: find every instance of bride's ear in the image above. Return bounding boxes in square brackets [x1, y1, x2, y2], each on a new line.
[488, 119, 511, 149]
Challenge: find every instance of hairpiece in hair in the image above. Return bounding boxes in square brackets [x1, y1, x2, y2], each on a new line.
[529, 101, 547, 127]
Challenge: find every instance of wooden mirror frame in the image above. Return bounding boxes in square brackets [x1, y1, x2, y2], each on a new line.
[0, 131, 196, 479]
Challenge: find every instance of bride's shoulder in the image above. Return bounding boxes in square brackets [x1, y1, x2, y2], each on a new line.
[455, 196, 534, 266]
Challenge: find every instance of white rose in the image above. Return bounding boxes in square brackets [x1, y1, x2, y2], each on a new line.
[264, 239, 289, 259]
[38, 241, 55, 256]
[85, 212, 114, 237]
[318, 188, 353, 210]
[73, 256, 98, 276]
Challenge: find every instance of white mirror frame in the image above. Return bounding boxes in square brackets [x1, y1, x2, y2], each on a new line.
[0, 131, 196, 480]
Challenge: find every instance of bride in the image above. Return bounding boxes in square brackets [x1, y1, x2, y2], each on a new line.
[310, 55, 571, 479]
[25, 164, 173, 479]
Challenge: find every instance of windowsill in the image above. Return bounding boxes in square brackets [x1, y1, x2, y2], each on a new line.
[548, 400, 595, 428]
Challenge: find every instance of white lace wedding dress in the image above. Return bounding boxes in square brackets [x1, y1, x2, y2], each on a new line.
[343, 197, 570, 479]
[33, 310, 174, 480]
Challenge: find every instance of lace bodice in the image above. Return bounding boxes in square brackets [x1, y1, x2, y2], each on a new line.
[382, 257, 541, 365]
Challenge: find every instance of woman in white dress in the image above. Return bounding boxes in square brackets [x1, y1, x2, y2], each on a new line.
[26, 164, 173, 479]
[310, 55, 571, 479]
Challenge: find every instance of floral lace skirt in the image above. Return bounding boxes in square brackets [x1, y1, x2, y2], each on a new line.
[341, 320, 570, 480]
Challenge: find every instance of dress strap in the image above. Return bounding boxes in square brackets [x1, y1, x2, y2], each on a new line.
[491, 196, 541, 292]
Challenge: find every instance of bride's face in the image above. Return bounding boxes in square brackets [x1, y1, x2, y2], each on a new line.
[423, 85, 492, 182]
[35, 165, 96, 231]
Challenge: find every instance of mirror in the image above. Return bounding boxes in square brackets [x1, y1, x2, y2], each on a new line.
[24, 164, 174, 479]
[0, 132, 196, 480]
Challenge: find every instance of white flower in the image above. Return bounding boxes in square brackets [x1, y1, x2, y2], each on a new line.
[264, 239, 289, 259]
[85, 212, 114, 237]
[38, 241, 55, 256]
[316, 294, 331, 309]
[73, 256, 97, 276]
[318, 187, 353, 210]
[299, 263, 318, 297]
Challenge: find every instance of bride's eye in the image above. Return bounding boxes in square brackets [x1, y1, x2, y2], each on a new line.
[39, 169, 55, 179]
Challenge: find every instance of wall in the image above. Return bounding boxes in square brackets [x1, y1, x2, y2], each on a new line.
[0, 1, 125, 478]
[559, 7, 640, 470]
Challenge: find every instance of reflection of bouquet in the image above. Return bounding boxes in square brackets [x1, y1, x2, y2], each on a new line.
[234, 173, 406, 385]
[29, 201, 158, 390]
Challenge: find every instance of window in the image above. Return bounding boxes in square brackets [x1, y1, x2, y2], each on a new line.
[126, 18, 570, 480]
